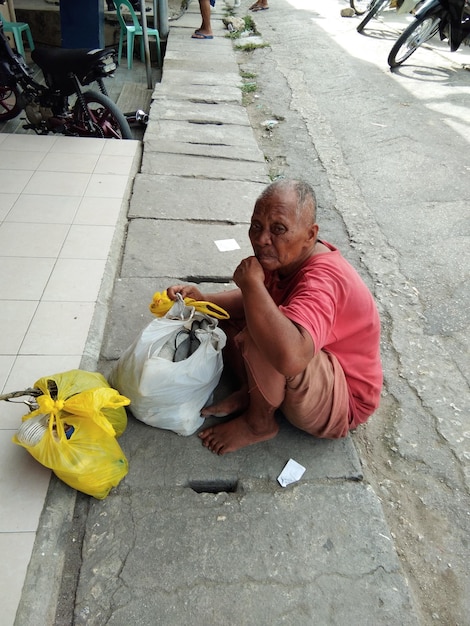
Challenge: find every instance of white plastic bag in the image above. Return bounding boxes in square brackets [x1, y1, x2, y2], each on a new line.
[110, 296, 226, 436]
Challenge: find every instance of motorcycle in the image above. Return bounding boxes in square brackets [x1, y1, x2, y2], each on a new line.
[353, 0, 422, 34]
[0, 20, 134, 139]
[388, 0, 470, 68]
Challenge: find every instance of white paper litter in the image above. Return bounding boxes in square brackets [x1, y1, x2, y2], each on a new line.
[277, 458, 306, 487]
[214, 239, 240, 252]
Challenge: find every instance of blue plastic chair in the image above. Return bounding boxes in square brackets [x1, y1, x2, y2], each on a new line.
[113, 0, 161, 69]
[0, 15, 35, 57]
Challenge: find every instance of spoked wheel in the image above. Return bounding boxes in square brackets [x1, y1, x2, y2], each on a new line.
[357, 0, 390, 33]
[350, 0, 371, 15]
[0, 85, 22, 121]
[388, 13, 441, 68]
[72, 90, 133, 139]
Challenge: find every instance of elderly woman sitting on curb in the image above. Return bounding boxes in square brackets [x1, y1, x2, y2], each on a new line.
[167, 179, 383, 455]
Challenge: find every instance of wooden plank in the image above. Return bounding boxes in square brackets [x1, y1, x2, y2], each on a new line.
[116, 82, 153, 114]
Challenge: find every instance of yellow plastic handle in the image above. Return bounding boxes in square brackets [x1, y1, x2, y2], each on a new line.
[149, 291, 230, 320]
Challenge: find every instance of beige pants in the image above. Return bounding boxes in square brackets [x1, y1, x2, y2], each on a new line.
[235, 327, 351, 439]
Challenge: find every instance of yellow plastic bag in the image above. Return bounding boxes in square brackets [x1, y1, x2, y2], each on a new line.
[33, 369, 128, 437]
[149, 290, 230, 320]
[12, 370, 131, 499]
[13, 409, 128, 499]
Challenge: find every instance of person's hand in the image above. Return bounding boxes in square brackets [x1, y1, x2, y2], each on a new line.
[166, 284, 204, 301]
[233, 256, 265, 289]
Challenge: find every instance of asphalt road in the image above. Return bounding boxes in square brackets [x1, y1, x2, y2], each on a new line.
[237, 0, 470, 623]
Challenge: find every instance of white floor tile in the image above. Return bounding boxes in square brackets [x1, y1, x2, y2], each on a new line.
[0, 301, 38, 354]
[0, 222, 69, 258]
[0, 257, 55, 300]
[0, 355, 16, 392]
[52, 135, 106, 155]
[22, 171, 91, 197]
[59, 225, 115, 260]
[0, 430, 51, 532]
[38, 152, 100, 174]
[94, 154, 137, 175]
[0, 150, 46, 171]
[43, 259, 106, 301]
[7, 355, 83, 391]
[4, 194, 81, 225]
[0, 134, 57, 152]
[0, 170, 34, 194]
[19, 301, 96, 355]
[85, 173, 130, 198]
[0, 531, 37, 626]
[0, 193, 19, 221]
[101, 139, 140, 156]
[74, 196, 123, 226]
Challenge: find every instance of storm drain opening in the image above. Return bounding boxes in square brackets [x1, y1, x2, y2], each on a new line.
[189, 479, 239, 494]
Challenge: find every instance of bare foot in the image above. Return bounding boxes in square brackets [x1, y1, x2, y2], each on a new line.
[201, 387, 249, 418]
[198, 412, 279, 455]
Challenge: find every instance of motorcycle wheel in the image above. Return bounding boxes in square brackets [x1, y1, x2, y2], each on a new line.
[388, 13, 441, 68]
[73, 90, 133, 139]
[350, 0, 371, 15]
[0, 85, 22, 122]
[357, 0, 390, 33]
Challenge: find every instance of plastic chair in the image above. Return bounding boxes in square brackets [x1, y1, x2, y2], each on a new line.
[0, 15, 35, 57]
[113, 0, 161, 69]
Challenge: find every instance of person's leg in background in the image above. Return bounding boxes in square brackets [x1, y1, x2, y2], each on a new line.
[192, 0, 214, 39]
[249, 0, 269, 11]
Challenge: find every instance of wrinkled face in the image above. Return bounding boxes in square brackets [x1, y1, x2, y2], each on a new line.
[249, 187, 318, 277]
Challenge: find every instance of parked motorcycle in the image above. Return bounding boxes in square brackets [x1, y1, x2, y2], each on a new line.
[350, 0, 371, 15]
[0, 20, 133, 138]
[388, 0, 470, 68]
[354, 0, 422, 34]
[356, 0, 392, 33]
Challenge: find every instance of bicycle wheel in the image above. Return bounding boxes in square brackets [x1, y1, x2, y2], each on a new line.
[388, 13, 441, 68]
[357, 0, 390, 33]
[0, 85, 22, 121]
[350, 0, 371, 15]
[73, 90, 133, 139]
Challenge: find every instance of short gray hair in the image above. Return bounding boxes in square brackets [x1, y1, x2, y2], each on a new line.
[257, 179, 316, 223]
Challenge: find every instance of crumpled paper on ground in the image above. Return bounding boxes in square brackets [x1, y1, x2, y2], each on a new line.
[277, 458, 306, 487]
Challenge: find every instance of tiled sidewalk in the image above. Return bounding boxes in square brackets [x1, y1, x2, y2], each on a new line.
[0, 133, 140, 625]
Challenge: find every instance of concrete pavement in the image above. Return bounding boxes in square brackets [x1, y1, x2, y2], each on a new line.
[16, 2, 421, 624]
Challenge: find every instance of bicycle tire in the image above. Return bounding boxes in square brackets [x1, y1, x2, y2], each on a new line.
[357, 0, 390, 33]
[73, 90, 133, 139]
[388, 13, 441, 68]
[350, 0, 370, 15]
[0, 84, 22, 121]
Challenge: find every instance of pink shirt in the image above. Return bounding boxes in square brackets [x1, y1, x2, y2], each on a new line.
[264, 241, 383, 426]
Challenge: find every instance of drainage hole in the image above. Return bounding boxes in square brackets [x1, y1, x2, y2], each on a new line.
[189, 479, 238, 494]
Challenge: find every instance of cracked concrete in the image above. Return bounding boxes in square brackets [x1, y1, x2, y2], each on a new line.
[66, 7, 418, 625]
[74, 482, 416, 626]
[15, 2, 437, 624]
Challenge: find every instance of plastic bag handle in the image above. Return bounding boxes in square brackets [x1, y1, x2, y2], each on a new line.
[149, 290, 230, 320]
[34, 395, 68, 442]
[24, 388, 130, 439]
[184, 299, 230, 320]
